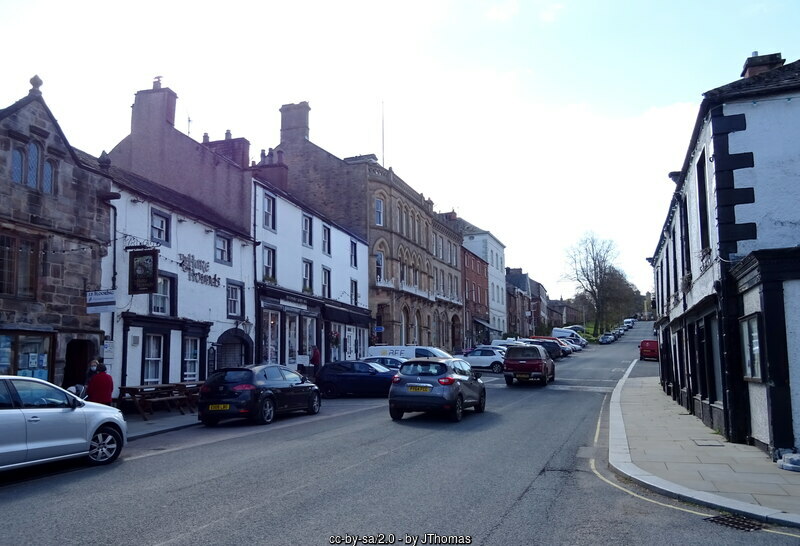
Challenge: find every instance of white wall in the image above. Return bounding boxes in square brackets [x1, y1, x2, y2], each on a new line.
[463, 233, 507, 332]
[726, 95, 800, 255]
[785, 280, 800, 450]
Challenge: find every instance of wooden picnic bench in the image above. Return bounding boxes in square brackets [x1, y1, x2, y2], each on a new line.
[174, 381, 203, 411]
[117, 383, 192, 420]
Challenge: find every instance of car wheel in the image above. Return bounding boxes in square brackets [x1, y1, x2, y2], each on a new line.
[389, 407, 404, 421]
[307, 392, 321, 415]
[540, 371, 548, 386]
[201, 417, 219, 427]
[87, 426, 122, 466]
[504, 376, 514, 386]
[491, 362, 503, 374]
[474, 391, 486, 413]
[254, 396, 275, 425]
[449, 395, 464, 422]
[321, 382, 338, 398]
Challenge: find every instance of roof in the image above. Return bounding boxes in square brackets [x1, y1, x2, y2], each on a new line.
[73, 149, 252, 239]
[705, 58, 800, 102]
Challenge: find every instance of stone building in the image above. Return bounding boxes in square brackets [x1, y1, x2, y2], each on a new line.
[0, 77, 113, 387]
[270, 102, 462, 353]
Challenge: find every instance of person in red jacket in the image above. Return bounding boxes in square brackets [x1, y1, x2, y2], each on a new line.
[86, 362, 114, 405]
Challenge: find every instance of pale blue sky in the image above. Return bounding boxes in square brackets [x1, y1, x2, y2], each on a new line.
[2, 0, 799, 298]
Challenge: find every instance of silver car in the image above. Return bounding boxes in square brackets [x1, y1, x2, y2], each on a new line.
[0, 375, 127, 471]
[388, 358, 486, 422]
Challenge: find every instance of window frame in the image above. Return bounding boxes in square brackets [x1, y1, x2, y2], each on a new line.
[350, 279, 358, 306]
[215, 233, 233, 265]
[322, 267, 332, 298]
[302, 259, 314, 293]
[0, 232, 38, 299]
[375, 197, 384, 226]
[150, 208, 171, 246]
[263, 193, 276, 231]
[322, 225, 331, 255]
[226, 280, 244, 319]
[302, 215, 313, 247]
[740, 313, 763, 382]
[149, 272, 177, 316]
[375, 251, 384, 281]
[263, 245, 277, 282]
[350, 240, 358, 268]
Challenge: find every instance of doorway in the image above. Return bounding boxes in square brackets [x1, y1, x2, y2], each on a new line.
[63, 339, 96, 388]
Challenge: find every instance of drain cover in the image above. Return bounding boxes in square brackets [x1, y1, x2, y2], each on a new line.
[704, 514, 764, 531]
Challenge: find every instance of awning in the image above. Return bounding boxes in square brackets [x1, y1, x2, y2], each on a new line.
[323, 305, 372, 327]
[473, 317, 492, 329]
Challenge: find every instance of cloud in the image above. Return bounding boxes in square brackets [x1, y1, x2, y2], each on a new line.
[539, 2, 565, 23]
[485, 0, 520, 22]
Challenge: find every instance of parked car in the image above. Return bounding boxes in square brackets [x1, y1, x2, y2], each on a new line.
[0, 375, 127, 471]
[599, 333, 615, 344]
[639, 340, 660, 361]
[503, 344, 555, 386]
[316, 360, 396, 397]
[388, 358, 485, 422]
[197, 365, 320, 426]
[363, 355, 407, 371]
[367, 345, 452, 360]
[526, 339, 562, 360]
[462, 347, 506, 373]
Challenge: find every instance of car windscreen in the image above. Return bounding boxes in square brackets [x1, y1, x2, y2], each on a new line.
[399, 362, 448, 376]
[368, 362, 391, 372]
[505, 347, 542, 359]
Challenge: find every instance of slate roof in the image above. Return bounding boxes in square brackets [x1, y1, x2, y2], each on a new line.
[704, 59, 800, 102]
[73, 149, 251, 239]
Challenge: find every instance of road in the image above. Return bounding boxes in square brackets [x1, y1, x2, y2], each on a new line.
[2, 323, 798, 545]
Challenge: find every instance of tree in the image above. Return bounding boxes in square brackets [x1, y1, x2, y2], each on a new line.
[565, 233, 617, 336]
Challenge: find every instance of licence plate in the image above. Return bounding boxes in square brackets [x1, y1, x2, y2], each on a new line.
[208, 404, 230, 411]
[515, 373, 530, 379]
[408, 386, 431, 392]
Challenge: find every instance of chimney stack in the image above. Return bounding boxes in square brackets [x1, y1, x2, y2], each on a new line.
[280, 102, 310, 142]
[741, 51, 785, 78]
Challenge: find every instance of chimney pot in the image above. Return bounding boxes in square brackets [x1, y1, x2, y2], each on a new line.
[276, 150, 284, 165]
[203, 133, 210, 144]
[225, 130, 232, 140]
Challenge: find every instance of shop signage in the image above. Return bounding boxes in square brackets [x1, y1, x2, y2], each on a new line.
[179, 253, 221, 287]
[129, 249, 159, 294]
[87, 290, 116, 313]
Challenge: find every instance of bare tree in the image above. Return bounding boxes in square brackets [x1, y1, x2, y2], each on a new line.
[565, 233, 617, 336]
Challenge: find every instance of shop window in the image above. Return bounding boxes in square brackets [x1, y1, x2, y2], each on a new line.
[740, 314, 763, 381]
[0, 334, 51, 378]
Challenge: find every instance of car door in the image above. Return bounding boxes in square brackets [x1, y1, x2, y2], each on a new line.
[10, 378, 87, 462]
[454, 360, 479, 405]
[281, 368, 311, 410]
[0, 380, 27, 468]
[263, 366, 290, 411]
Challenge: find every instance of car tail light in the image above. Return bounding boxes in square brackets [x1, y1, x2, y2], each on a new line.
[200, 385, 211, 393]
[392, 375, 401, 383]
[232, 384, 256, 391]
[438, 377, 456, 386]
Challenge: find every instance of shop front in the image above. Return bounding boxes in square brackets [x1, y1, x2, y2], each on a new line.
[258, 286, 321, 373]
[322, 304, 372, 362]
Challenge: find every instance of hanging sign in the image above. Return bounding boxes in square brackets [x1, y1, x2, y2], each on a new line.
[129, 249, 159, 294]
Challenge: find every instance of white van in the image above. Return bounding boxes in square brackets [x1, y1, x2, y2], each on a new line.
[490, 339, 528, 348]
[551, 328, 588, 347]
[623, 318, 634, 329]
[367, 345, 452, 360]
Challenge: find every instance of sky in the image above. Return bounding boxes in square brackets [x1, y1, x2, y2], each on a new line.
[2, 0, 799, 299]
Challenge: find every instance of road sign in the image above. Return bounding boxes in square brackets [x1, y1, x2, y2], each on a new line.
[374, 326, 384, 333]
[87, 290, 116, 313]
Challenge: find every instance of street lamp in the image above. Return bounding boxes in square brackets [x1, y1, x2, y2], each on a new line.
[236, 317, 253, 336]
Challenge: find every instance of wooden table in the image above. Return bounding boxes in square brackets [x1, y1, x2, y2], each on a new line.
[117, 383, 191, 420]
[174, 381, 204, 411]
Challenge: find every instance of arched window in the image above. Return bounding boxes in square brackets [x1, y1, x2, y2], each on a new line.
[42, 160, 56, 194]
[26, 141, 40, 189]
[375, 251, 384, 281]
[11, 148, 24, 183]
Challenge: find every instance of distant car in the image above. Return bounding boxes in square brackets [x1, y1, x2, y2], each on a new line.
[316, 360, 396, 398]
[197, 365, 321, 426]
[599, 333, 615, 344]
[503, 345, 555, 386]
[527, 339, 562, 360]
[639, 340, 659, 361]
[0, 375, 127, 471]
[363, 355, 407, 371]
[462, 347, 506, 374]
[388, 358, 485, 422]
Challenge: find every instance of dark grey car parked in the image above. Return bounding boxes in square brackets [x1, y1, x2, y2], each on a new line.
[388, 357, 485, 422]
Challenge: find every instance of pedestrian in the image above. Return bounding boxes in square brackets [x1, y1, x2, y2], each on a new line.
[86, 362, 114, 405]
[85, 359, 100, 386]
[310, 345, 321, 378]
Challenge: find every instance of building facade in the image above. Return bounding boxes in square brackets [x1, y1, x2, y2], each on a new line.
[273, 103, 463, 354]
[650, 53, 800, 457]
[462, 247, 490, 348]
[0, 77, 113, 388]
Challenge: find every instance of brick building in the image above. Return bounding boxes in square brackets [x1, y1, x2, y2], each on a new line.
[462, 247, 490, 348]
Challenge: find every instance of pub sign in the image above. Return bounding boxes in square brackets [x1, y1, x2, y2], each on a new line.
[129, 249, 159, 294]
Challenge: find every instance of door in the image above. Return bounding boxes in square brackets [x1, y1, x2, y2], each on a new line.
[286, 315, 299, 367]
[345, 326, 356, 360]
[0, 380, 26, 467]
[280, 368, 310, 410]
[11, 379, 87, 461]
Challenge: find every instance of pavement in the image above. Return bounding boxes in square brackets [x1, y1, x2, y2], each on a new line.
[123, 357, 800, 529]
